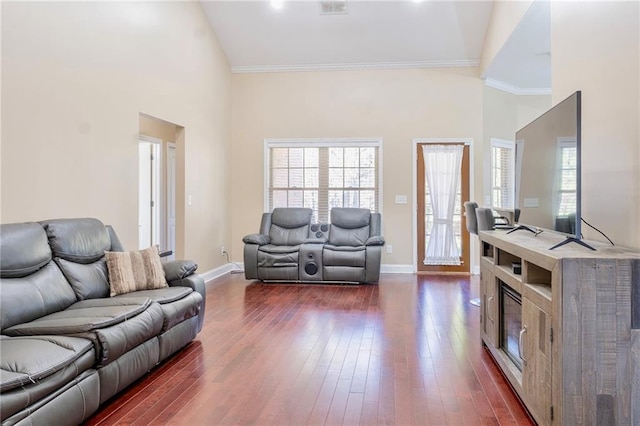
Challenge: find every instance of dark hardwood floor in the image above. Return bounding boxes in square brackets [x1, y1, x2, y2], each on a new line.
[86, 273, 534, 425]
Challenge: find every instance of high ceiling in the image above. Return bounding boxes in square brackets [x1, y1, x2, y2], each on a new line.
[200, 0, 550, 92]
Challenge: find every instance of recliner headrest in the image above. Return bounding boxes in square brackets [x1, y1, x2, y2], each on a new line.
[0, 222, 52, 278]
[40, 218, 110, 264]
[330, 208, 371, 229]
[271, 208, 312, 228]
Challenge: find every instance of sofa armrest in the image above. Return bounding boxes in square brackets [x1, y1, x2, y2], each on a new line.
[365, 236, 385, 246]
[167, 273, 206, 332]
[243, 233, 270, 245]
[163, 260, 198, 282]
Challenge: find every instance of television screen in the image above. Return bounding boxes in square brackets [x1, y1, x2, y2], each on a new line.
[513, 91, 587, 248]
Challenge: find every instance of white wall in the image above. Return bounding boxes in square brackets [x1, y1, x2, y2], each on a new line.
[1, 2, 232, 270]
[480, 1, 534, 77]
[482, 87, 550, 207]
[230, 67, 484, 270]
[551, 1, 640, 250]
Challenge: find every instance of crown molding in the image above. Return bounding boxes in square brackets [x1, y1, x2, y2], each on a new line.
[231, 59, 480, 74]
[484, 78, 551, 96]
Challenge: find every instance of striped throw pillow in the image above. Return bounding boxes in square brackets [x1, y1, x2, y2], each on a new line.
[105, 245, 168, 296]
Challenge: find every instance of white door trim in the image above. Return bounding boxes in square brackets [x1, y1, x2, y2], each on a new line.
[138, 135, 163, 250]
[166, 142, 177, 261]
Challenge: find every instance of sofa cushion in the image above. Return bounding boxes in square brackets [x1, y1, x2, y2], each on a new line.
[105, 246, 168, 296]
[269, 208, 312, 245]
[258, 244, 301, 255]
[328, 225, 370, 246]
[269, 224, 309, 246]
[0, 223, 52, 279]
[3, 298, 165, 366]
[323, 245, 366, 267]
[3, 297, 153, 335]
[114, 286, 193, 304]
[271, 208, 313, 228]
[330, 208, 371, 228]
[0, 335, 94, 392]
[41, 218, 111, 264]
[55, 258, 110, 300]
[0, 336, 97, 423]
[2, 369, 99, 426]
[116, 287, 202, 332]
[258, 249, 299, 268]
[1, 262, 77, 332]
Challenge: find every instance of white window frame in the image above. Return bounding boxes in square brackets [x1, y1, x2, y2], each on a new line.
[555, 137, 577, 218]
[263, 138, 383, 221]
[490, 138, 516, 210]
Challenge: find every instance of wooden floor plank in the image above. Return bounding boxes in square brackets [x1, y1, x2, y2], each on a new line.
[86, 273, 534, 425]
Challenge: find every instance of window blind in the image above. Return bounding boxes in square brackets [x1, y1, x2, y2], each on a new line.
[557, 144, 577, 217]
[491, 140, 515, 209]
[267, 141, 380, 222]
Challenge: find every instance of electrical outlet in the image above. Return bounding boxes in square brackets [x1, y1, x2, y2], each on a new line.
[221, 246, 225, 256]
[386, 244, 393, 254]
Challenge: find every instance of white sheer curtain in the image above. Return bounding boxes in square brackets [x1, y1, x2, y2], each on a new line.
[422, 144, 463, 265]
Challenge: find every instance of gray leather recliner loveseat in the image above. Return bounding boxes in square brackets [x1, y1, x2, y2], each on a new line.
[243, 207, 384, 283]
[0, 218, 206, 426]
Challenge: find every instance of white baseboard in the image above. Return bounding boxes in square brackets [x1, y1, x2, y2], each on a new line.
[202, 262, 473, 280]
[380, 264, 414, 274]
[200, 262, 244, 285]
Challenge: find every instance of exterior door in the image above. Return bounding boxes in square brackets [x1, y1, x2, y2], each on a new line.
[417, 143, 470, 273]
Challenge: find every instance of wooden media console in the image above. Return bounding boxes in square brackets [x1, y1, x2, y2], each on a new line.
[479, 229, 640, 425]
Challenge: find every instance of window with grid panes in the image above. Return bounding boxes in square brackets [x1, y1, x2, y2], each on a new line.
[557, 142, 577, 217]
[490, 139, 515, 209]
[267, 141, 380, 222]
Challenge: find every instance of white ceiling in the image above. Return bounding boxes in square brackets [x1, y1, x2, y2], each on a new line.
[200, 0, 551, 92]
[483, 0, 551, 93]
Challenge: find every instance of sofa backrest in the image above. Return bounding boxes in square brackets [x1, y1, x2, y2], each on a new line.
[268, 208, 312, 246]
[0, 222, 77, 331]
[328, 208, 373, 246]
[40, 218, 112, 301]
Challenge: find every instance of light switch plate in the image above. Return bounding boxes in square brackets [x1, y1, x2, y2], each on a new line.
[524, 197, 539, 208]
[395, 195, 407, 205]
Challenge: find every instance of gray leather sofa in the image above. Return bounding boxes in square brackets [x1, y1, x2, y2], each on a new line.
[0, 218, 206, 426]
[243, 207, 384, 283]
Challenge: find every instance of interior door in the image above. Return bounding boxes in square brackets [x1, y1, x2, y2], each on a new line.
[417, 143, 470, 273]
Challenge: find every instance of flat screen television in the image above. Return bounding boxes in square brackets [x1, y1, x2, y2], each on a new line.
[511, 91, 594, 250]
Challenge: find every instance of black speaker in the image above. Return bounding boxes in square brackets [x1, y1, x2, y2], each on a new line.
[305, 262, 318, 275]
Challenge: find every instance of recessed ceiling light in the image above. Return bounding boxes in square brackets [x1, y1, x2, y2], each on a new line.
[271, 0, 284, 10]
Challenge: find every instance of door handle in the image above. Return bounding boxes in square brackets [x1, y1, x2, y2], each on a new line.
[486, 296, 494, 322]
[518, 326, 528, 365]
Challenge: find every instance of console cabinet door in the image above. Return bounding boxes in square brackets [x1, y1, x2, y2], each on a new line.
[480, 262, 497, 346]
[522, 297, 552, 425]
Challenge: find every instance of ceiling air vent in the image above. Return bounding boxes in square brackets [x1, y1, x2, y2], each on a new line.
[319, 0, 348, 15]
